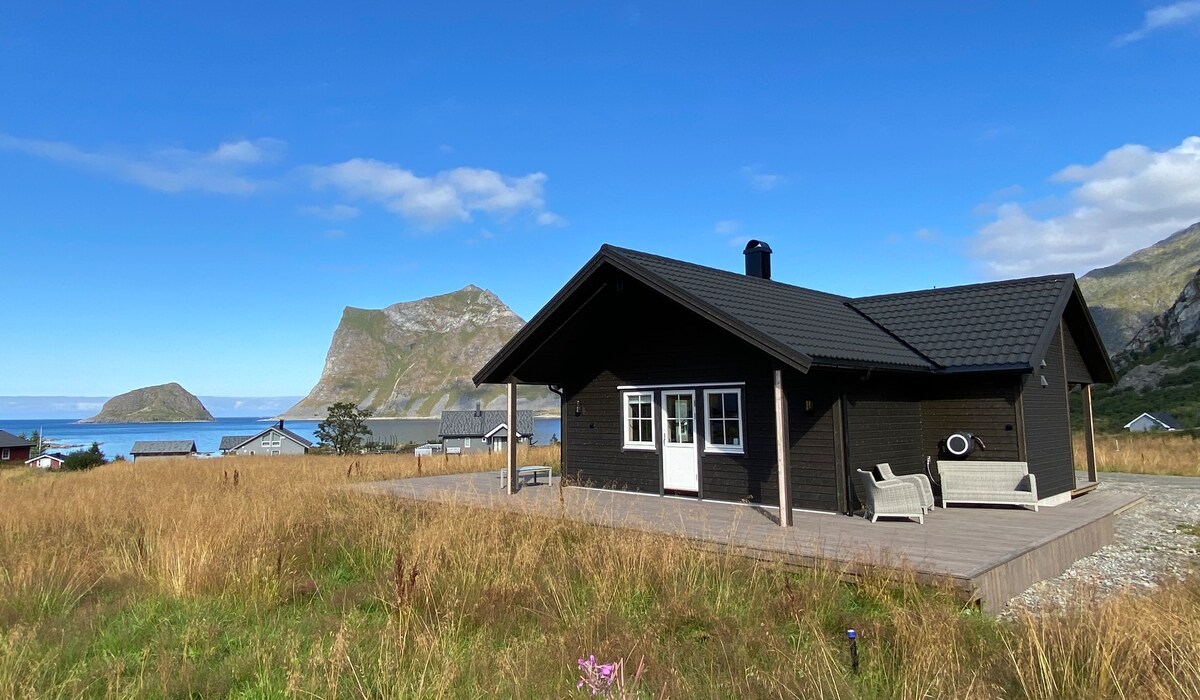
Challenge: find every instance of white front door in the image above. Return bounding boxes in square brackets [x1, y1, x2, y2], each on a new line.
[662, 391, 699, 492]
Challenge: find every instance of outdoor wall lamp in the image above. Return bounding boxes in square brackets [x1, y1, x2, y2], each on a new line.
[1040, 375, 1049, 388]
[574, 401, 584, 417]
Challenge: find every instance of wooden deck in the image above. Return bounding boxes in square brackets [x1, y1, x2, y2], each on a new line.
[359, 472, 1143, 612]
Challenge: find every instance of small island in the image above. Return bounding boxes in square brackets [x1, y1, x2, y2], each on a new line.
[80, 382, 214, 423]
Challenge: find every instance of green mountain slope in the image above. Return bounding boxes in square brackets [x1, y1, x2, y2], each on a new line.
[81, 383, 214, 423]
[283, 285, 557, 418]
[1078, 221, 1200, 354]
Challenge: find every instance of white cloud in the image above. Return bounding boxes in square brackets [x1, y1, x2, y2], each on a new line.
[1115, 1, 1200, 45]
[739, 165, 784, 191]
[300, 203, 360, 220]
[307, 158, 563, 227]
[0, 133, 283, 194]
[714, 219, 741, 235]
[970, 136, 1200, 278]
[913, 227, 940, 242]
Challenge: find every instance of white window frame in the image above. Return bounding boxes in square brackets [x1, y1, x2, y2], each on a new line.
[464, 437, 471, 448]
[703, 388, 745, 455]
[622, 391, 656, 450]
[1, 448, 9, 460]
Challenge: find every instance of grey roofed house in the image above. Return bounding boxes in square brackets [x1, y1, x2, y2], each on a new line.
[224, 421, 313, 456]
[220, 435, 255, 452]
[0, 430, 34, 448]
[1123, 412, 1183, 432]
[439, 409, 535, 454]
[130, 440, 198, 461]
[474, 241, 1115, 518]
[439, 409, 535, 437]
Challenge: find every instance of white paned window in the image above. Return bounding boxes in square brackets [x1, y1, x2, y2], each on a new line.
[704, 389, 744, 454]
[623, 391, 655, 449]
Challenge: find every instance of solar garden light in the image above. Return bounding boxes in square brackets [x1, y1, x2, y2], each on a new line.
[847, 629, 859, 674]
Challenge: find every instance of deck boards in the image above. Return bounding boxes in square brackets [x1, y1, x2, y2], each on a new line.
[359, 472, 1142, 612]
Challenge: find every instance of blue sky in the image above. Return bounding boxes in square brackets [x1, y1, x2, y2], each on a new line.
[2, 2, 1199, 396]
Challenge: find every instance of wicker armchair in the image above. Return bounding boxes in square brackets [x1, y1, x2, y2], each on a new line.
[856, 469, 925, 524]
[876, 462, 934, 513]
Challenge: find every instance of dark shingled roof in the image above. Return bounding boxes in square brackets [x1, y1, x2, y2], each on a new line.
[439, 410, 534, 438]
[130, 440, 197, 455]
[608, 246, 933, 371]
[0, 430, 35, 448]
[851, 275, 1074, 372]
[220, 435, 254, 451]
[474, 244, 1115, 385]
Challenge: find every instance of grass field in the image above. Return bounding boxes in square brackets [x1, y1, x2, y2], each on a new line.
[2, 447, 1199, 698]
[1076, 431, 1200, 476]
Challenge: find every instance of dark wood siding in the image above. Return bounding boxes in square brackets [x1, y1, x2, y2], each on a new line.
[843, 377, 923, 507]
[1060, 320, 1093, 384]
[1021, 324, 1074, 497]
[919, 375, 1021, 463]
[559, 278, 779, 503]
[785, 372, 838, 512]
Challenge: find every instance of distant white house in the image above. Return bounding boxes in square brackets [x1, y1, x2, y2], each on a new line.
[25, 452, 67, 470]
[414, 443, 443, 457]
[1123, 412, 1183, 432]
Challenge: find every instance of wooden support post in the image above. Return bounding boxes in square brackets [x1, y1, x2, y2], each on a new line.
[1082, 384, 1098, 483]
[774, 369, 792, 527]
[507, 381, 518, 495]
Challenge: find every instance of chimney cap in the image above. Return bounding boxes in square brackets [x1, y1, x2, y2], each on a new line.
[743, 239, 772, 254]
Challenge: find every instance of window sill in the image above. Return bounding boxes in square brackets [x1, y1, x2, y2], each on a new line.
[704, 447, 745, 456]
[622, 444, 657, 452]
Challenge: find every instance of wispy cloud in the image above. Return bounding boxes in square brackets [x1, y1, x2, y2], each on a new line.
[299, 203, 360, 220]
[913, 227, 940, 242]
[0, 133, 283, 194]
[1115, 1, 1200, 45]
[306, 159, 564, 227]
[969, 136, 1200, 277]
[739, 165, 784, 191]
[714, 219, 741, 235]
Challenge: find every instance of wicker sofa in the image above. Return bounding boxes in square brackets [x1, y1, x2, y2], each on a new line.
[937, 460, 1040, 512]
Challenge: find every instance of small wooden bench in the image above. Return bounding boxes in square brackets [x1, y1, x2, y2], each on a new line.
[498, 465, 553, 488]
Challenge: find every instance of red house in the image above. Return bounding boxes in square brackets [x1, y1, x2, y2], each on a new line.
[0, 430, 35, 463]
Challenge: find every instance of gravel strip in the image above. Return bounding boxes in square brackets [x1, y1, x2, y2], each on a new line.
[1001, 472, 1200, 618]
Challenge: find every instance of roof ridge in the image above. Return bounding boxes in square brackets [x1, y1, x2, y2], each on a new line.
[855, 273, 1075, 302]
[603, 244, 853, 301]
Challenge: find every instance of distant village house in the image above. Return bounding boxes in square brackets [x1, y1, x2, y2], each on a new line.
[130, 440, 198, 462]
[220, 421, 312, 456]
[438, 407, 534, 454]
[1123, 412, 1183, 433]
[0, 430, 35, 463]
[25, 452, 67, 470]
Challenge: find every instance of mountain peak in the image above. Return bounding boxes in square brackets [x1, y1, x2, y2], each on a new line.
[283, 288, 554, 418]
[1079, 220, 1200, 353]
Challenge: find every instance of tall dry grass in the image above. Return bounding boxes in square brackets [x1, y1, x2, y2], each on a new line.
[1074, 431, 1200, 476]
[0, 446, 1198, 697]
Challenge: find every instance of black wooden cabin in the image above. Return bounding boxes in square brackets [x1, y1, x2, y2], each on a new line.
[474, 242, 1115, 521]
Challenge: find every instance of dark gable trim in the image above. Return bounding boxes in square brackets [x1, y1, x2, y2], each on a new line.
[1026, 281, 1117, 385]
[474, 246, 813, 385]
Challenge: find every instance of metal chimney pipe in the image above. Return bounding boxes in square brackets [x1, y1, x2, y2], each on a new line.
[743, 239, 772, 279]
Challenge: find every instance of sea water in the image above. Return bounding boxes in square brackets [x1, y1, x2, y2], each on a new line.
[1, 417, 562, 459]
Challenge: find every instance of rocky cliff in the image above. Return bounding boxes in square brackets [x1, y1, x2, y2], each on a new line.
[81, 383, 214, 423]
[1078, 221, 1200, 354]
[1113, 269, 1200, 392]
[282, 285, 557, 418]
